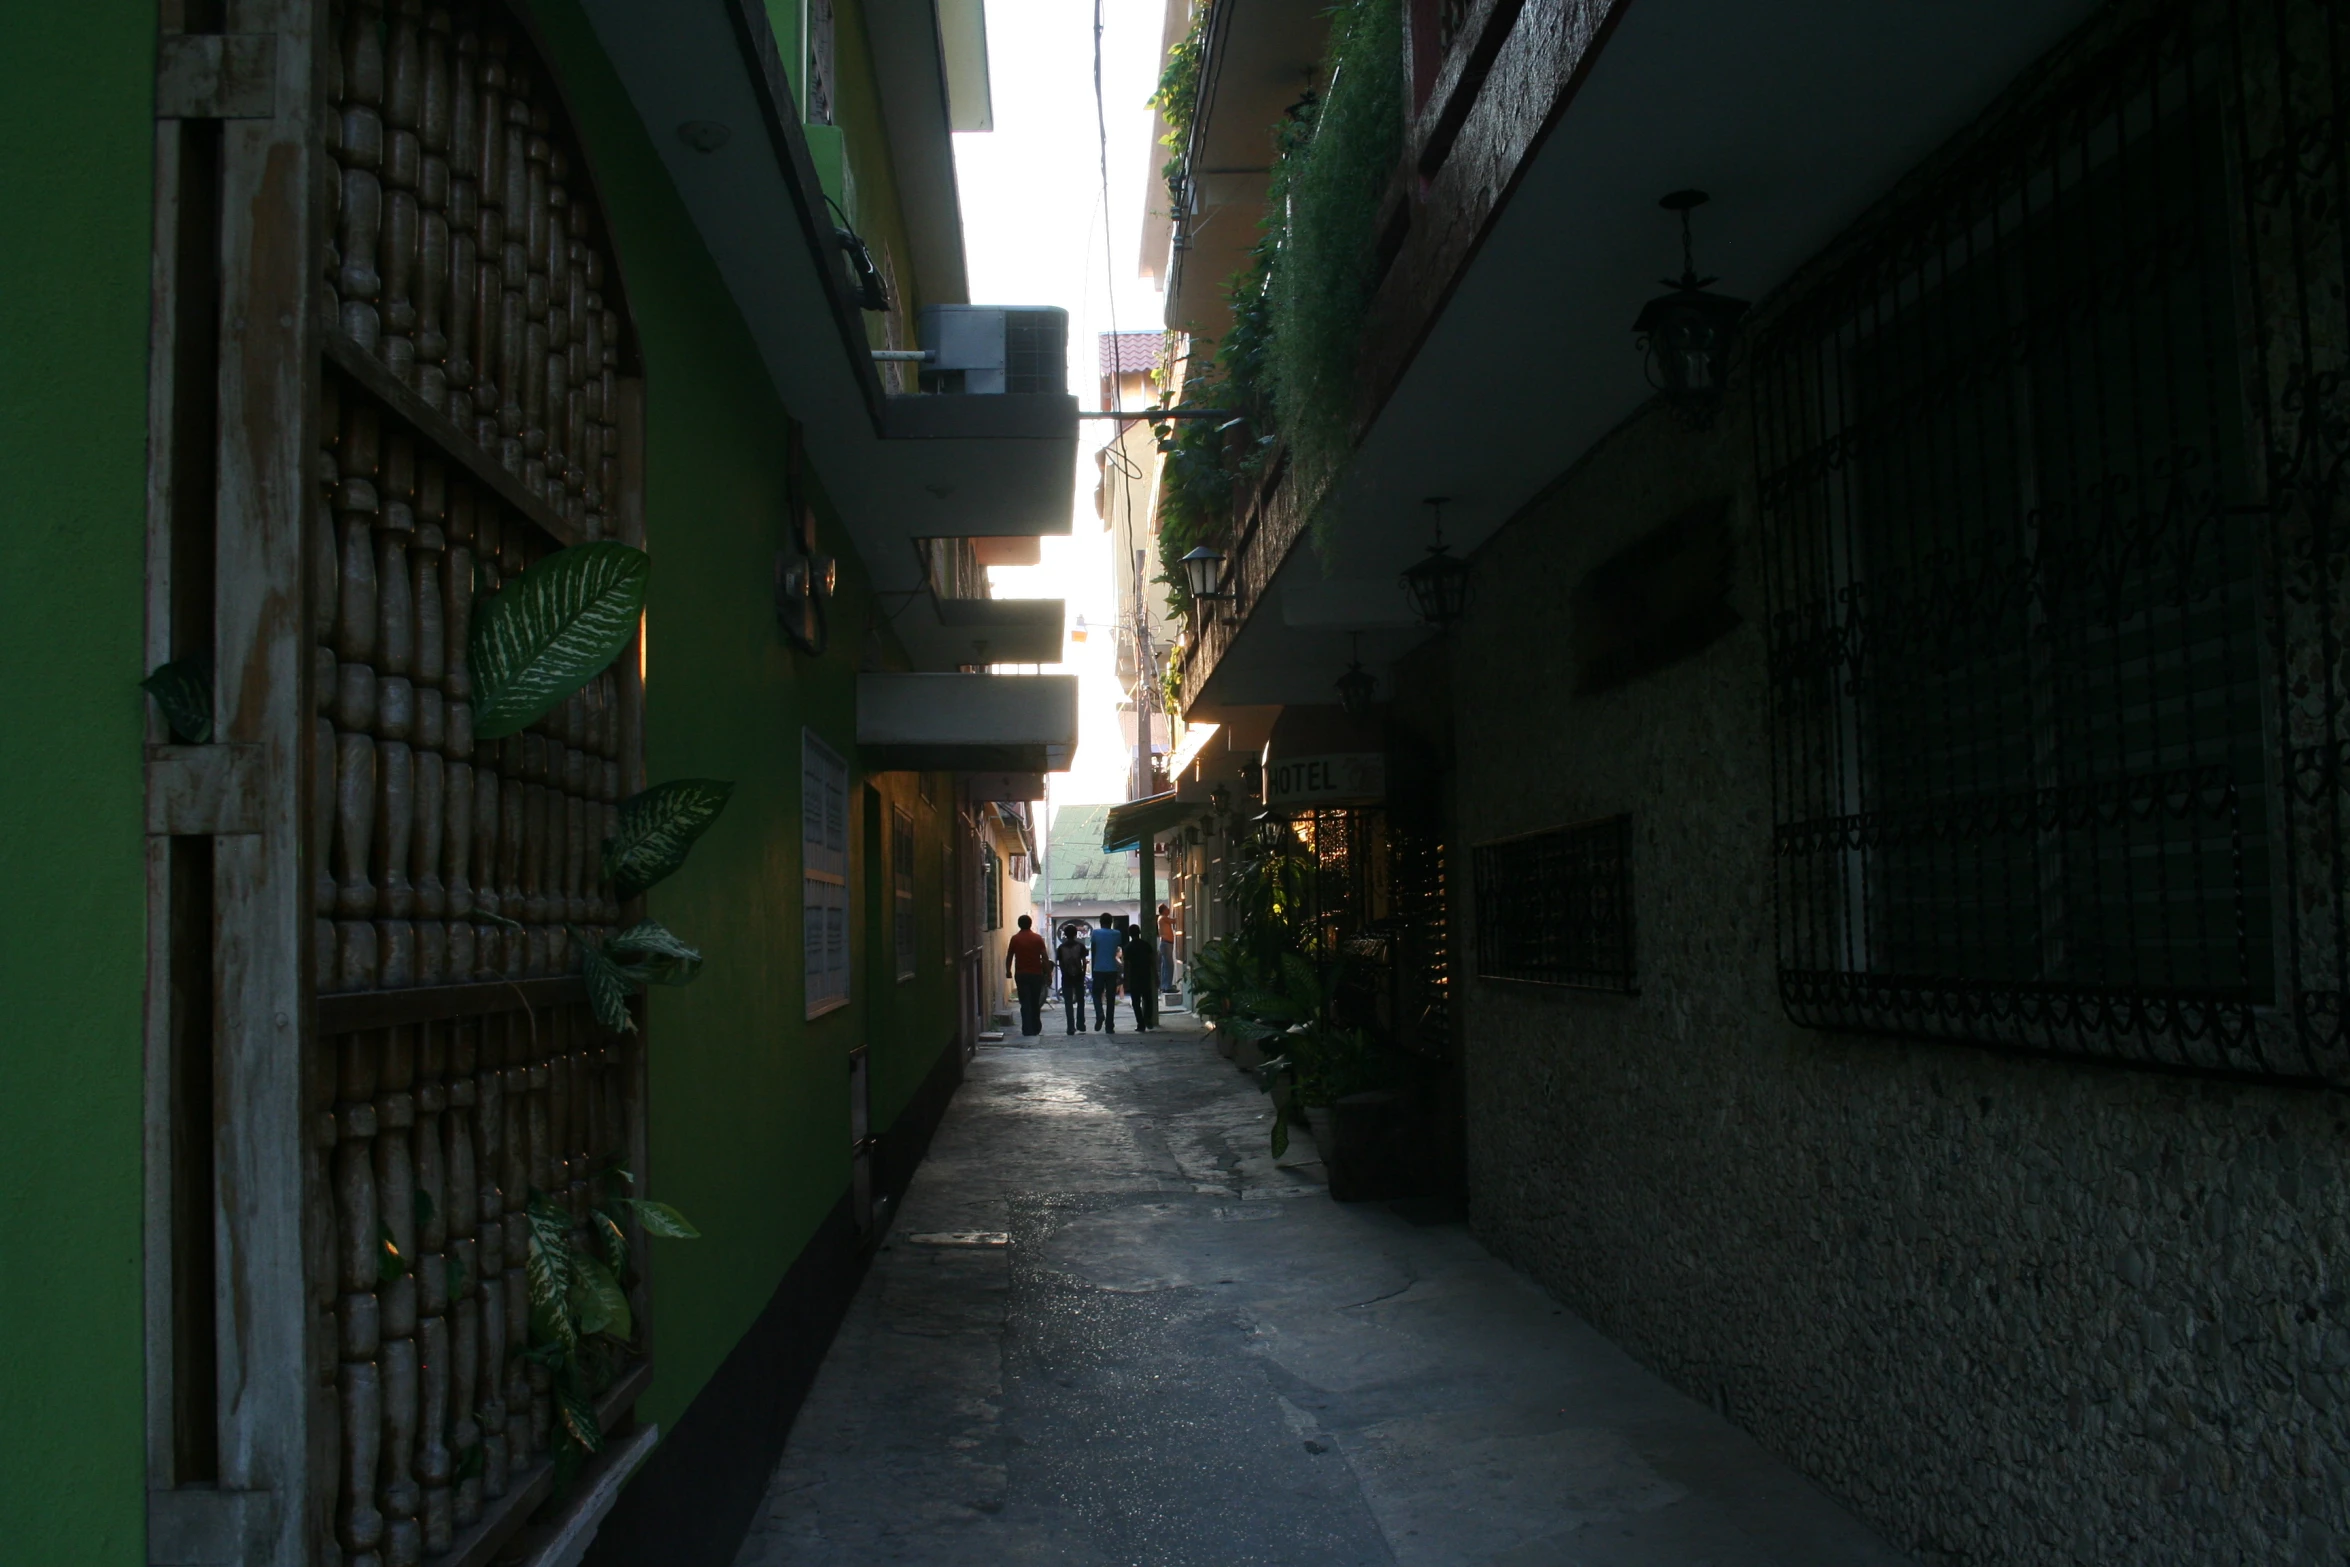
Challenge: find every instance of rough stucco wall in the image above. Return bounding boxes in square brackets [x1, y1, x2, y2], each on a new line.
[0, 6, 154, 1564]
[1453, 396, 2350, 1567]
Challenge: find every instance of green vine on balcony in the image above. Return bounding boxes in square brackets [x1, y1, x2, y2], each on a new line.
[1147, 5, 1208, 216]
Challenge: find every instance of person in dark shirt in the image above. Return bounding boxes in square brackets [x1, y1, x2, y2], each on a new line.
[1004, 914, 1050, 1037]
[1088, 915, 1123, 1032]
[1119, 915, 1156, 1031]
[1055, 923, 1089, 1035]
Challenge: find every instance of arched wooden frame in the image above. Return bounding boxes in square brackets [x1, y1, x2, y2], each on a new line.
[142, 4, 656, 1562]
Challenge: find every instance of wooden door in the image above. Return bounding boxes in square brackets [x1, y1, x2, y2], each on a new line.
[145, 4, 653, 1562]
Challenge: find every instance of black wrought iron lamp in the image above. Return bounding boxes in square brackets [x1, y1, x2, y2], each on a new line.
[1180, 545, 1228, 605]
[1400, 497, 1472, 630]
[1633, 191, 1749, 427]
[1335, 632, 1377, 715]
[1253, 809, 1292, 851]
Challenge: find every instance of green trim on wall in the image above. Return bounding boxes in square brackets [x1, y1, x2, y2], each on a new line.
[0, 7, 156, 1566]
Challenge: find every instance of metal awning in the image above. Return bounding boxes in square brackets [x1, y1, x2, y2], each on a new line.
[856, 673, 1077, 773]
[1101, 788, 1206, 853]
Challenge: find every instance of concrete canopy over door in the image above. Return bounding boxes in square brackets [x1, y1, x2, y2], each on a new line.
[1189, 0, 2104, 712]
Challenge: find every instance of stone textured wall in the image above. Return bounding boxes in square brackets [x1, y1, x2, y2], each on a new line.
[1451, 396, 2350, 1566]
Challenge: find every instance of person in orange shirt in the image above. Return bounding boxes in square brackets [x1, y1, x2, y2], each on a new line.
[1004, 914, 1051, 1037]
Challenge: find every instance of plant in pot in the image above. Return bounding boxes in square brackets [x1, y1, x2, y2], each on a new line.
[1230, 951, 1395, 1161]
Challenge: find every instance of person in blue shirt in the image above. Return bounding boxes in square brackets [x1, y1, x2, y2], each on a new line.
[1088, 914, 1124, 1033]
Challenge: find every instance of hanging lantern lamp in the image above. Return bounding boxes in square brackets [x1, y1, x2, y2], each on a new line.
[1180, 545, 1228, 604]
[1400, 497, 1473, 630]
[1632, 191, 1749, 427]
[1335, 632, 1377, 715]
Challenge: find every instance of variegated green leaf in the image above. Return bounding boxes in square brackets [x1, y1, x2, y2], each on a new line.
[594, 1207, 630, 1277]
[570, 1255, 634, 1340]
[582, 945, 640, 1034]
[530, 1293, 576, 1355]
[603, 779, 735, 898]
[608, 920, 703, 986]
[621, 1198, 702, 1239]
[469, 542, 649, 740]
[524, 1201, 574, 1310]
[557, 1383, 604, 1454]
[142, 658, 213, 744]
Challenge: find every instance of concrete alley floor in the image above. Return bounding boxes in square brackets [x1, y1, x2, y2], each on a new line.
[733, 1012, 1912, 1567]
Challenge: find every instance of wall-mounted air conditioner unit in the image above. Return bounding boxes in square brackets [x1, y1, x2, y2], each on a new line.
[915, 305, 1068, 395]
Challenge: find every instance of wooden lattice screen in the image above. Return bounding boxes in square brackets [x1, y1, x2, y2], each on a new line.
[145, 3, 652, 1562]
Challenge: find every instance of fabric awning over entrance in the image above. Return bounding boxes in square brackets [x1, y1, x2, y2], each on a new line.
[1101, 790, 1199, 853]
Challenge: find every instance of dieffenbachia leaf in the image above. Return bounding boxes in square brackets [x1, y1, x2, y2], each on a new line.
[593, 1207, 630, 1276]
[524, 1199, 575, 1314]
[469, 542, 648, 740]
[557, 1382, 604, 1454]
[603, 779, 735, 898]
[620, 1198, 702, 1239]
[142, 658, 213, 744]
[569, 1254, 634, 1340]
[582, 945, 640, 1034]
[608, 920, 704, 986]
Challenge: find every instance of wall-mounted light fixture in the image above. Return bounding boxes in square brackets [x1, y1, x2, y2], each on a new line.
[1401, 497, 1472, 630]
[1633, 191, 1749, 428]
[1180, 545, 1228, 605]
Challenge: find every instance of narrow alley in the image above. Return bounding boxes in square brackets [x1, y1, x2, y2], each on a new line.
[736, 1017, 1908, 1567]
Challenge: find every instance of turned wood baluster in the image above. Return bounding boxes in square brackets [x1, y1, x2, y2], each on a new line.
[445, 17, 479, 431]
[522, 734, 551, 974]
[496, 66, 531, 468]
[472, 1030, 511, 1496]
[470, 508, 503, 970]
[374, 436, 419, 988]
[542, 153, 572, 512]
[501, 1053, 536, 1461]
[334, 403, 383, 991]
[444, 484, 477, 978]
[412, 1023, 454, 1556]
[411, 460, 449, 983]
[415, 8, 453, 411]
[600, 308, 622, 521]
[562, 194, 590, 529]
[600, 673, 623, 924]
[444, 1018, 484, 1525]
[380, 0, 424, 381]
[498, 741, 527, 975]
[324, 0, 346, 319]
[339, 0, 387, 350]
[523, 1054, 553, 1452]
[564, 719, 588, 925]
[470, 33, 507, 449]
[580, 248, 607, 537]
[376, 1028, 423, 1567]
[316, 409, 345, 983]
[334, 1030, 385, 1565]
[521, 109, 555, 500]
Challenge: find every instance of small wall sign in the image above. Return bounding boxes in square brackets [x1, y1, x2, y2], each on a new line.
[1266, 752, 1385, 806]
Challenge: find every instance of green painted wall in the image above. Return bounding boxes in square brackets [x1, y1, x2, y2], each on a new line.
[528, 0, 961, 1437]
[0, 5, 155, 1565]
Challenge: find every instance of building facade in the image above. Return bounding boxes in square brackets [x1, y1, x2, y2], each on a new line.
[1155, 0, 2350, 1560]
[2, 3, 1072, 1565]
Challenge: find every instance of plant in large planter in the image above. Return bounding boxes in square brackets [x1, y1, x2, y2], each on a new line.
[1230, 951, 1392, 1158]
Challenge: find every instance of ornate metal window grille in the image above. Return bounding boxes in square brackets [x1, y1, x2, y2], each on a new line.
[1472, 816, 1636, 992]
[1754, 0, 2350, 1084]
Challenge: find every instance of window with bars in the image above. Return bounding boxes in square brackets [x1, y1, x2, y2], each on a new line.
[1472, 816, 1636, 992]
[1756, 0, 2350, 1084]
[982, 845, 1003, 932]
[893, 807, 918, 981]
[803, 733, 851, 1016]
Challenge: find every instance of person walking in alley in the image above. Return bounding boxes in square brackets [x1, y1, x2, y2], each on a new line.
[1089, 914, 1124, 1032]
[1120, 914, 1156, 1031]
[1156, 902, 1176, 996]
[1056, 923, 1089, 1035]
[1005, 914, 1050, 1038]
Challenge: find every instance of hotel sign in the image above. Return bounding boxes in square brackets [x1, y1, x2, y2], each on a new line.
[1266, 751, 1385, 807]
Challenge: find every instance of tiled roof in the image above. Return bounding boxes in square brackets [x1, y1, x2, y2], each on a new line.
[1097, 331, 1161, 376]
